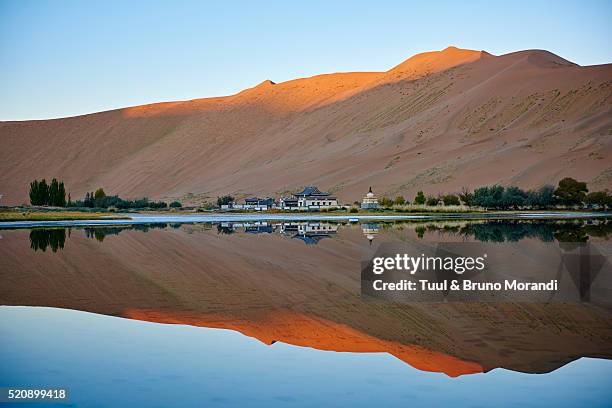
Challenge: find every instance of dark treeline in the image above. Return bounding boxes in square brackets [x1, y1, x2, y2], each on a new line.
[69, 188, 174, 210]
[84, 223, 172, 241]
[379, 178, 611, 210]
[28, 181, 181, 209]
[29, 179, 66, 206]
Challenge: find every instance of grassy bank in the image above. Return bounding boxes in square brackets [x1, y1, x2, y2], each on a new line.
[0, 208, 129, 222]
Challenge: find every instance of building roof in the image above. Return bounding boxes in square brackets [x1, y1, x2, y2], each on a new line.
[245, 197, 275, 205]
[294, 186, 330, 197]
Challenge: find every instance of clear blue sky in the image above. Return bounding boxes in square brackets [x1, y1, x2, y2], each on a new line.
[1, 0, 610, 121]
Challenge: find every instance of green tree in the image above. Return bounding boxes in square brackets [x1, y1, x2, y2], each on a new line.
[29, 179, 50, 206]
[378, 197, 393, 208]
[585, 191, 611, 209]
[57, 182, 67, 207]
[94, 188, 106, 200]
[394, 196, 406, 205]
[473, 185, 504, 209]
[554, 178, 588, 206]
[48, 178, 60, 206]
[84, 192, 95, 208]
[426, 196, 440, 206]
[501, 186, 526, 209]
[442, 194, 460, 206]
[29, 180, 40, 205]
[526, 185, 555, 209]
[169, 201, 182, 208]
[414, 191, 426, 205]
[458, 187, 474, 206]
[217, 195, 235, 207]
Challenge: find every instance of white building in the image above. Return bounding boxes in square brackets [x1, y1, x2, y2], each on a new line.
[285, 186, 338, 210]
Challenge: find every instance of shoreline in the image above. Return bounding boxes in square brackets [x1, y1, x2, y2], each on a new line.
[0, 211, 610, 229]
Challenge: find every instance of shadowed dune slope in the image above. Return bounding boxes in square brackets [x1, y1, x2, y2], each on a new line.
[1, 46, 611, 204]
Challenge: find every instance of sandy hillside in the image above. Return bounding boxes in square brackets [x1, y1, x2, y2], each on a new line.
[1, 46, 611, 205]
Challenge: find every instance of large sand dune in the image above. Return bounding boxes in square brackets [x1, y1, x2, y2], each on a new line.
[1, 46, 611, 205]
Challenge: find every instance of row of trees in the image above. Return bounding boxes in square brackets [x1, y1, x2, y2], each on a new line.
[376, 178, 611, 210]
[70, 188, 177, 209]
[29, 179, 67, 207]
[28, 180, 182, 209]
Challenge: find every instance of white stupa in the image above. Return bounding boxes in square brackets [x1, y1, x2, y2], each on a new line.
[361, 187, 379, 209]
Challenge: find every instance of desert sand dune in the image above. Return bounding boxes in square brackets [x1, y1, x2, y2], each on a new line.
[0, 46, 610, 205]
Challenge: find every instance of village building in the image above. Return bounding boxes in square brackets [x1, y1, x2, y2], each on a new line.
[286, 186, 338, 210]
[361, 187, 379, 209]
[243, 197, 275, 211]
[279, 197, 299, 210]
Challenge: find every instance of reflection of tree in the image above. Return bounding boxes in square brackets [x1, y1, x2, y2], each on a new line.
[28, 224, 172, 252]
[423, 220, 612, 243]
[217, 224, 234, 235]
[460, 221, 557, 242]
[29, 229, 66, 252]
[415, 226, 426, 239]
[84, 223, 169, 242]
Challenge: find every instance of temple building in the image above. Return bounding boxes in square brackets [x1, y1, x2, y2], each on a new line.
[361, 187, 379, 209]
[281, 186, 338, 210]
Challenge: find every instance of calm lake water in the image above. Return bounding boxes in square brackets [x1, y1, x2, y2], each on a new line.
[1, 218, 612, 407]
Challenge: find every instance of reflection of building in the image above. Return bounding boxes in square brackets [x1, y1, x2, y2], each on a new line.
[361, 223, 379, 244]
[245, 222, 274, 234]
[280, 222, 338, 244]
[361, 187, 379, 209]
[297, 222, 338, 235]
[220, 221, 276, 234]
[281, 186, 338, 210]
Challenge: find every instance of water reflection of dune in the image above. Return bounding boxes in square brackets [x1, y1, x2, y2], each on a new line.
[1, 223, 611, 377]
[123, 308, 483, 377]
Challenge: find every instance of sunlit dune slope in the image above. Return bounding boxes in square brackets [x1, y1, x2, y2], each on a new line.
[0, 46, 610, 204]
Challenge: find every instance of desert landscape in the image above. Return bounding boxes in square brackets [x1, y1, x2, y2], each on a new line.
[1, 46, 611, 206]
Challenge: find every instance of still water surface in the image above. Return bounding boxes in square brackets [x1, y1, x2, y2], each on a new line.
[1, 218, 611, 407]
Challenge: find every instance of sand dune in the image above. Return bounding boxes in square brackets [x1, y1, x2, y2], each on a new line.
[1, 46, 610, 205]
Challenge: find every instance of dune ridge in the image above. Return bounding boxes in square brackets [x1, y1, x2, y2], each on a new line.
[0, 46, 610, 205]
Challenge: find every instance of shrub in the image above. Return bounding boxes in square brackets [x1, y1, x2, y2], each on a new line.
[458, 187, 473, 206]
[525, 185, 555, 209]
[426, 196, 440, 206]
[585, 191, 611, 209]
[349, 207, 359, 213]
[442, 194, 460, 206]
[169, 201, 182, 208]
[378, 197, 394, 208]
[217, 195, 235, 207]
